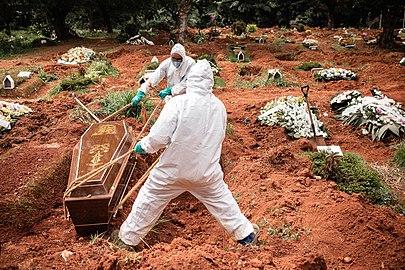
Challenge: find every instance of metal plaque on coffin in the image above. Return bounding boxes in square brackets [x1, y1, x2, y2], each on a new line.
[64, 120, 134, 235]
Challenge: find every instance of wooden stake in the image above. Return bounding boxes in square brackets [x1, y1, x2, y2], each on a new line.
[113, 155, 161, 213]
[101, 103, 132, 122]
[72, 92, 101, 122]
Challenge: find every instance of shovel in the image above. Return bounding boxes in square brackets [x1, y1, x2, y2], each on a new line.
[301, 85, 326, 146]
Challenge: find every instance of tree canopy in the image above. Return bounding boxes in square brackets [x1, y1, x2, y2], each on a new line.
[0, 0, 403, 47]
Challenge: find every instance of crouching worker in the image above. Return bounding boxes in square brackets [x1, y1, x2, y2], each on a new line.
[111, 59, 260, 248]
[130, 43, 196, 106]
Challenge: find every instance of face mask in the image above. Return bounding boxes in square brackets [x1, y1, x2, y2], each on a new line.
[172, 61, 182, 68]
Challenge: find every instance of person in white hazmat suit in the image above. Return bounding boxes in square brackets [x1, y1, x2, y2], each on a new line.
[131, 43, 196, 105]
[113, 59, 260, 247]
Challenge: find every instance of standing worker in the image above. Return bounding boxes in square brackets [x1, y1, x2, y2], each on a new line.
[131, 43, 196, 105]
[111, 60, 260, 248]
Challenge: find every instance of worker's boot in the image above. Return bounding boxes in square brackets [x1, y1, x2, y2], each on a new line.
[237, 223, 261, 245]
[109, 230, 135, 251]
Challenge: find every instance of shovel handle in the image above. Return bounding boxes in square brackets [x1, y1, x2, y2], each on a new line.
[301, 84, 309, 98]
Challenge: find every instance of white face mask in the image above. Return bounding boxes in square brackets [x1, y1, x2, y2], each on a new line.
[172, 61, 182, 68]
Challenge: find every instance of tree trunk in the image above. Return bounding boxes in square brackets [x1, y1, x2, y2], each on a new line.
[323, 0, 337, 28]
[48, 8, 72, 40]
[327, 10, 335, 28]
[98, 2, 113, 33]
[379, 6, 399, 48]
[178, 0, 192, 44]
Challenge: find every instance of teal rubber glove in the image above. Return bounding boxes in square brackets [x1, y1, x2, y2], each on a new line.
[131, 91, 145, 106]
[158, 87, 172, 99]
[134, 142, 147, 154]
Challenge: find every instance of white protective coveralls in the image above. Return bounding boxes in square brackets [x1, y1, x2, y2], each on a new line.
[119, 59, 254, 246]
[139, 43, 195, 96]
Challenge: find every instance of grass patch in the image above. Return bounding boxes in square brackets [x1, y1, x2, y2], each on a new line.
[234, 68, 295, 88]
[227, 44, 250, 63]
[51, 60, 119, 95]
[91, 89, 156, 122]
[214, 76, 226, 89]
[393, 142, 405, 169]
[305, 151, 404, 212]
[295, 62, 322, 71]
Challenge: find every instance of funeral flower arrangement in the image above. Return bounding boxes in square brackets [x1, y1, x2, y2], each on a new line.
[57, 47, 96, 64]
[0, 101, 32, 131]
[257, 96, 327, 139]
[332, 89, 405, 141]
[315, 68, 357, 82]
[302, 38, 318, 48]
[330, 90, 362, 111]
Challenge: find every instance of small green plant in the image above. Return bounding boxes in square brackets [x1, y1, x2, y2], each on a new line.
[393, 142, 405, 169]
[194, 31, 206, 44]
[214, 76, 226, 89]
[231, 21, 247, 36]
[268, 221, 302, 240]
[272, 38, 286, 44]
[90, 231, 106, 244]
[306, 151, 403, 211]
[226, 122, 234, 136]
[37, 69, 58, 82]
[295, 62, 322, 71]
[246, 24, 257, 33]
[150, 218, 171, 233]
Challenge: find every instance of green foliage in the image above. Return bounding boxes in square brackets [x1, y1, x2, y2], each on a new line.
[266, 76, 294, 88]
[194, 31, 206, 44]
[226, 122, 234, 136]
[227, 45, 250, 63]
[231, 21, 247, 36]
[0, 30, 44, 57]
[214, 76, 226, 89]
[150, 218, 171, 234]
[94, 89, 155, 121]
[296, 62, 322, 71]
[393, 143, 405, 169]
[59, 73, 94, 92]
[306, 151, 402, 210]
[268, 221, 302, 240]
[37, 69, 58, 82]
[86, 60, 119, 79]
[197, 54, 217, 66]
[246, 24, 257, 33]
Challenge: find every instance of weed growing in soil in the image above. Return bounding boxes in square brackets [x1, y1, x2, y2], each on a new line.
[393, 142, 405, 169]
[226, 122, 234, 136]
[150, 218, 171, 234]
[268, 221, 303, 240]
[305, 151, 404, 212]
[90, 231, 106, 244]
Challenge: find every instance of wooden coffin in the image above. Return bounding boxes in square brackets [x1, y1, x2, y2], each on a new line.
[65, 120, 134, 235]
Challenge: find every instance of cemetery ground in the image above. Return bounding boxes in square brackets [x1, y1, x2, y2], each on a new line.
[0, 27, 405, 269]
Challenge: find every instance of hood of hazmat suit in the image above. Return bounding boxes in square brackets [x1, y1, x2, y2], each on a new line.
[140, 59, 226, 183]
[139, 43, 195, 96]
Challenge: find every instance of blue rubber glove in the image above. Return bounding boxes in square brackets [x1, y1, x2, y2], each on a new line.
[158, 87, 172, 99]
[131, 91, 145, 106]
[134, 142, 147, 154]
